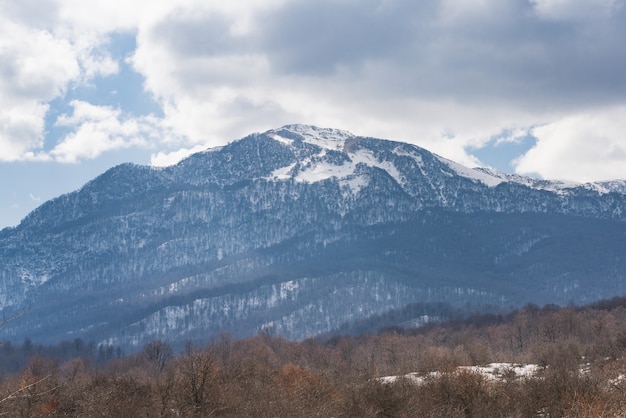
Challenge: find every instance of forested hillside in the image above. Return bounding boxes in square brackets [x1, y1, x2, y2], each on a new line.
[2, 125, 626, 348]
[3, 297, 626, 416]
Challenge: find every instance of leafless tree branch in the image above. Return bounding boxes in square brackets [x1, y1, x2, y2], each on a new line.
[0, 305, 30, 329]
[0, 374, 52, 405]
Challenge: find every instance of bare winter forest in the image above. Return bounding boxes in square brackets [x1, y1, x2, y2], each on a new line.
[4, 297, 626, 416]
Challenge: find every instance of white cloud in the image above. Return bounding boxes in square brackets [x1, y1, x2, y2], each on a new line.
[0, 102, 49, 162]
[514, 106, 626, 182]
[51, 100, 161, 163]
[495, 128, 531, 146]
[0, 22, 79, 99]
[1, 0, 625, 183]
[150, 144, 209, 167]
[54, 0, 161, 33]
[3, 0, 626, 232]
[531, 0, 623, 20]
[123, 0, 626, 180]
[0, 6, 127, 162]
[73, 34, 119, 80]
[0, 17, 80, 161]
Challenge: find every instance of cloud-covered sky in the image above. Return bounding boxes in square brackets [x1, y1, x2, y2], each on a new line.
[1, 0, 625, 228]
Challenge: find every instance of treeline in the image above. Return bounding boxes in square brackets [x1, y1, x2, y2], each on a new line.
[3, 297, 626, 416]
[328, 301, 508, 337]
[0, 338, 122, 374]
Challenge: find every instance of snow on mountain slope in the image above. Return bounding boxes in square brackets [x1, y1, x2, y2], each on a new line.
[279, 124, 354, 149]
[436, 158, 506, 188]
[585, 180, 626, 195]
[1, 124, 625, 349]
[265, 125, 625, 197]
[470, 167, 581, 193]
[266, 126, 404, 187]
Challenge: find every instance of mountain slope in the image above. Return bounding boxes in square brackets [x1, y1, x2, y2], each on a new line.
[1, 125, 625, 348]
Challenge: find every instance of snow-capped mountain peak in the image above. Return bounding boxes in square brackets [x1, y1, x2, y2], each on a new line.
[260, 125, 626, 200]
[436, 155, 624, 196]
[435, 157, 506, 188]
[267, 124, 355, 150]
[264, 125, 406, 189]
[2, 125, 625, 349]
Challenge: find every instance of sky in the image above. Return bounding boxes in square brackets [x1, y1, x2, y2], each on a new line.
[1, 0, 625, 229]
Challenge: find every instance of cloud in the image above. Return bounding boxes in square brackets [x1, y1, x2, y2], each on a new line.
[150, 144, 209, 167]
[514, 106, 626, 182]
[1, 0, 626, 182]
[73, 34, 120, 81]
[0, 17, 80, 161]
[51, 100, 162, 163]
[494, 128, 531, 146]
[0, 4, 127, 162]
[530, 0, 624, 21]
[126, 0, 626, 169]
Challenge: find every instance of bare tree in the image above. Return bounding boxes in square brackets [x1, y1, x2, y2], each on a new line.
[176, 343, 219, 415]
[143, 339, 173, 374]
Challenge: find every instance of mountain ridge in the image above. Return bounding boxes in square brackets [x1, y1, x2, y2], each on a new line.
[1, 124, 625, 348]
[5, 124, 625, 234]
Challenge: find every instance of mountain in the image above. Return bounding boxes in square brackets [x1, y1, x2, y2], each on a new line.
[1, 124, 625, 349]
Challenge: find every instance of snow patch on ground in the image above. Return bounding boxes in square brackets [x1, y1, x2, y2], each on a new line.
[267, 133, 293, 146]
[268, 162, 297, 180]
[352, 150, 404, 186]
[339, 175, 370, 195]
[392, 146, 426, 172]
[19, 268, 50, 286]
[378, 363, 541, 385]
[295, 161, 355, 183]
